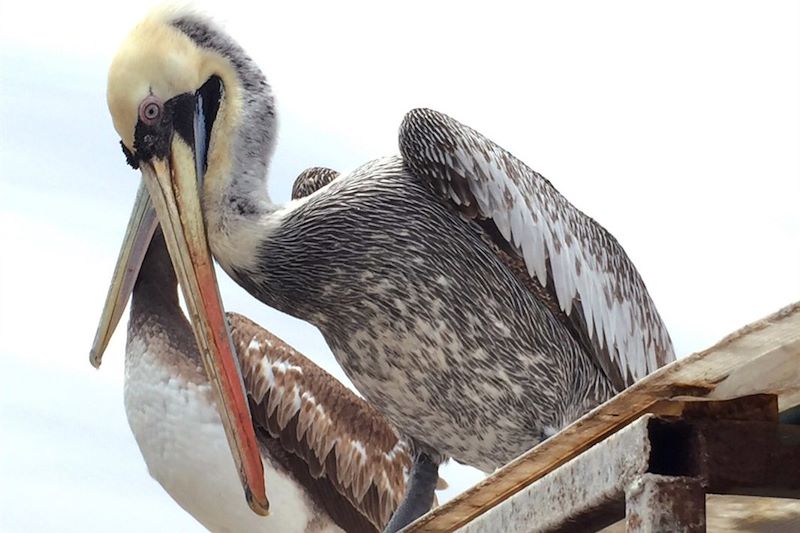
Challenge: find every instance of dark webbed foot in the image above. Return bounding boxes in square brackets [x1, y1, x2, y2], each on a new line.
[383, 453, 439, 533]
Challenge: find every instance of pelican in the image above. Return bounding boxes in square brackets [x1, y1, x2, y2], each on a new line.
[107, 9, 675, 530]
[90, 180, 425, 532]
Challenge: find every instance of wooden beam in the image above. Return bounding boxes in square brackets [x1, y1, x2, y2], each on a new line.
[449, 400, 800, 533]
[625, 475, 706, 533]
[427, 408, 800, 533]
[407, 302, 800, 532]
[455, 414, 654, 533]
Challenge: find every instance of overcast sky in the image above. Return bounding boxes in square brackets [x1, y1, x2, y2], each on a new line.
[1, 1, 798, 532]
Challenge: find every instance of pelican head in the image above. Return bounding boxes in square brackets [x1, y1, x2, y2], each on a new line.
[92, 9, 272, 516]
[107, 8, 276, 235]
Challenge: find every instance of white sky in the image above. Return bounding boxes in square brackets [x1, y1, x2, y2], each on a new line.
[1, 1, 798, 531]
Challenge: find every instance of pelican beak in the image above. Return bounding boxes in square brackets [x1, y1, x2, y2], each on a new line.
[139, 130, 269, 516]
[89, 181, 157, 369]
[90, 139, 269, 516]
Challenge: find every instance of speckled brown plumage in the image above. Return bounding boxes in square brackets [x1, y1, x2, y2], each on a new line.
[230, 314, 412, 530]
[291, 167, 340, 200]
[400, 108, 676, 390]
[111, 11, 676, 532]
[128, 226, 415, 532]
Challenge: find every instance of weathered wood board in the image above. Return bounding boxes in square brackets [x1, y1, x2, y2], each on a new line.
[408, 302, 800, 532]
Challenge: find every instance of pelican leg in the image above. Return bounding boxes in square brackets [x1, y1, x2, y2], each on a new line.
[383, 452, 439, 533]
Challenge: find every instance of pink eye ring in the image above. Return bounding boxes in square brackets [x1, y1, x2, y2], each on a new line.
[139, 96, 163, 125]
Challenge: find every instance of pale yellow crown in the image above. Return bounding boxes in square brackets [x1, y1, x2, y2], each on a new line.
[107, 8, 217, 151]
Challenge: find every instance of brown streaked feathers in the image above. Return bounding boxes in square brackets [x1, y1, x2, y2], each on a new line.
[399, 108, 675, 391]
[291, 167, 340, 201]
[229, 313, 412, 531]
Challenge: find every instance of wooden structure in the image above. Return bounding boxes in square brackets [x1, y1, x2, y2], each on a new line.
[406, 302, 800, 532]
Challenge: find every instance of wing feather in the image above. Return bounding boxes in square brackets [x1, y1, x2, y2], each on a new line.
[290, 167, 340, 200]
[399, 108, 675, 389]
[227, 313, 413, 531]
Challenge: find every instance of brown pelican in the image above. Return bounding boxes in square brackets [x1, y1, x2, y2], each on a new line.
[90, 183, 421, 532]
[106, 9, 675, 531]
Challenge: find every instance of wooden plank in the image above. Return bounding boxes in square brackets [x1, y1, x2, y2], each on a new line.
[625, 475, 706, 533]
[454, 403, 800, 533]
[602, 495, 800, 533]
[407, 302, 800, 532]
[456, 415, 654, 533]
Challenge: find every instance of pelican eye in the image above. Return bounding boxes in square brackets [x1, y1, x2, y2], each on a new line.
[139, 96, 163, 126]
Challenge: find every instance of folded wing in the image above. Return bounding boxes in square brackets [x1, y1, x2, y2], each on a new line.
[399, 108, 675, 390]
[229, 313, 412, 531]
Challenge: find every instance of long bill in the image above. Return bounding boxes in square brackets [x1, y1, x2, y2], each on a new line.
[90, 134, 269, 516]
[140, 134, 269, 516]
[89, 181, 157, 368]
